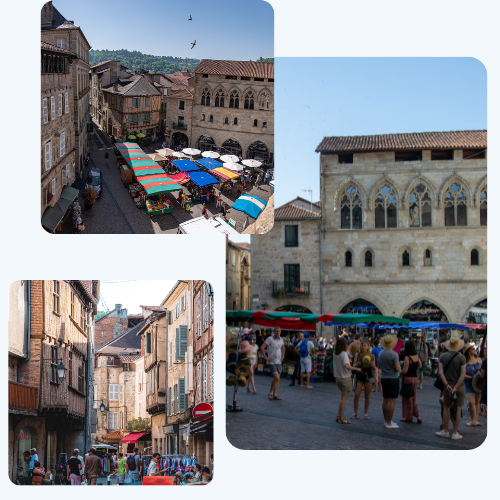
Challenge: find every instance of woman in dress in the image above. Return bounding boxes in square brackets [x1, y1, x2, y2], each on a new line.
[351, 339, 376, 419]
[400, 341, 422, 423]
[463, 343, 482, 427]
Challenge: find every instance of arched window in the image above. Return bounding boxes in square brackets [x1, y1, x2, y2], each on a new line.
[229, 90, 239, 109]
[244, 90, 254, 109]
[253, 119, 258, 127]
[471, 249, 479, 266]
[444, 182, 467, 226]
[424, 249, 432, 266]
[224, 117, 229, 124]
[480, 187, 487, 226]
[345, 251, 352, 267]
[259, 90, 271, 110]
[234, 117, 238, 125]
[409, 183, 432, 227]
[214, 89, 225, 107]
[209, 115, 213, 122]
[374, 185, 397, 228]
[340, 186, 362, 229]
[201, 114, 205, 121]
[365, 251, 373, 267]
[201, 88, 210, 106]
[402, 250, 410, 267]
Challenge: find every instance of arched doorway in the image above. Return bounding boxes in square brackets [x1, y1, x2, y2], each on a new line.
[247, 141, 269, 161]
[197, 134, 216, 152]
[402, 299, 449, 322]
[221, 139, 242, 157]
[172, 132, 188, 148]
[275, 305, 313, 313]
[16, 426, 38, 481]
[465, 299, 487, 325]
[340, 298, 382, 315]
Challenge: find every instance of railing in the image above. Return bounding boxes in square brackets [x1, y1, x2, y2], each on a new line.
[9, 381, 38, 412]
[272, 281, 310, 298]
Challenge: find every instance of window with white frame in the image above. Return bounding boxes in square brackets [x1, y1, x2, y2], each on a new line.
[57, 38, 65, 49]
[109, 383, 119, 401]
[43, 97, 48, 124]
[50, 95, 56, 120]
[176, 303, 179, 318]
[60, 131, 65, 157]
[203, 355, 208, 403]
[45, 141, 52, 170]
[196, 293, 201, 336]
[51, 178, 56, 196]
[108, 412, 119, 429]
[58, 93, 62, 116]
[203, 285, 209, 330]
[62, 163, 70, 185]
[196, 361, 201, 403]
[171, 384, 175, 415]
[93, 384, 98, 408]
[119, 384, 123, 401]
[209, 349, 214, 401]
[138, 371, 142, 392]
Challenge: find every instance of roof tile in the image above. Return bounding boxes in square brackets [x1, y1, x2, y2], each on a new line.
[274, 204, 321, 220]
[194, 59, 274, 79]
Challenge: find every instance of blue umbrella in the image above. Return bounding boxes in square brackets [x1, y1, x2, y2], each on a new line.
[231, 195, 267, 219]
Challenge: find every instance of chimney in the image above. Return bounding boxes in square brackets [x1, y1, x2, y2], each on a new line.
[41, 1, 53, 27]
[109, 60, 121, 84]
[113, 83, 119, 91]
[115, 304, 122, 311]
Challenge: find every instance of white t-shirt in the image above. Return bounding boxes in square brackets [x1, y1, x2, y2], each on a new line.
[264, 336, 284, 364]
[147, 460, 159, 476]
[333, 351, 351, 379]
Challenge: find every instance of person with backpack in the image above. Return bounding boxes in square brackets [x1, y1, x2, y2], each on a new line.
[126, 448, 142, 484]
[294, 332, 315, 389]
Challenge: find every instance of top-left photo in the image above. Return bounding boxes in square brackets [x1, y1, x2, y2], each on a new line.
[40, 0, 274, 235]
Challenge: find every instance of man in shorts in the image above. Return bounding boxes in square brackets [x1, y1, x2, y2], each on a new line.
[261, 326, 285, 400]
[378, 335, 401, 429]
[415, 333, 428, 389]
[295, 332, 315, 389]
[116, 452, 126, 484]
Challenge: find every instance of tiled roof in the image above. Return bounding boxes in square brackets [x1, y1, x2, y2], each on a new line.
[275, 203, 321, 221]
[103, 75, 162, 96]
[316, 130, 487, 153]
[91, 59, 115, 69]
[118, 353, 142, 363]
[140, 305, 164, 311]
[97, 321, 146, 353]
[41, 40, 77, 56]
[169, 89, 194, 100]
[194, 59, 274, 79]
[102, 431, 124, 439]
[229, 241, 251, 250]
[41, 3, 91, 48]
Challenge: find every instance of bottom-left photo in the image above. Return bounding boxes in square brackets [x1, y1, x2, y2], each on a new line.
[8, 280, 214, 485]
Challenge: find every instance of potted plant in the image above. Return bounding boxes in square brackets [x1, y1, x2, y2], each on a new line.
[83, 187, 98, 209]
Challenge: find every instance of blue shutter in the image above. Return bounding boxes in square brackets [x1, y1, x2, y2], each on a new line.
[178, 325, 188, 361]
[175, 327, 180, 360]
[178, 378, 186, 412]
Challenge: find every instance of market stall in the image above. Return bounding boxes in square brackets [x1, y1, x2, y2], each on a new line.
[231, 194, 267, 219]
[172, 160, 200, 172]
[195, 158, 223, 171]
[136, 174, 182, 217]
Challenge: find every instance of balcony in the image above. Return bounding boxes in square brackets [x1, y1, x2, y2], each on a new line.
[9, 381, 38, 414]
[172, 121, 187, 130]
[146, 392, 165, 415]
[272, 281, 310, 298]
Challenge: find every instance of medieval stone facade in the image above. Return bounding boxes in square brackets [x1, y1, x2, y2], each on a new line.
[94, 304, 129, 349]
[226, 241, 252, 311]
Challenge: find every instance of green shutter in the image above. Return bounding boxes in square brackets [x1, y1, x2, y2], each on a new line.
[178, 325, 188, 361]
[178, 378, 186, 412]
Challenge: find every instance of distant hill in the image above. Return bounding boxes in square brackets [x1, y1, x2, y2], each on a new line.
[89, 49, 201, 74]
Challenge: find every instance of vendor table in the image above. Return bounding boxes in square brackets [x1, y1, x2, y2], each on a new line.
[146, 199, 174, 217]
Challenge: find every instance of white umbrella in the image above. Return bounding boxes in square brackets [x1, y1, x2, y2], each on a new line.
[156, 148, 175, 157]
[173, 152, 187, 158]
[242, 159, 262, 168]
[223, 161, 244, 172]
[220, 154, 240, 163]
[202, 151, 220, 159]
[183, 148, 201, 156]
[148, 153, 168, 162]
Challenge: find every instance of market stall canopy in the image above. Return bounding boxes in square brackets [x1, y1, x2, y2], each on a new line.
[172, 160, 200, 172]
[222, 161, 244, 172]
[231, 195, 267, 219]
[210, 167, 241, 180]
[242, 159, 262, 168]
[127, 135, 137, 139]
[122, 153, 150, 160]
[137, 175, 182, 195]
[136, 133, 146, 138]
[147, 153, 169, 162]
[132, 166, 166, 177]
[220, 154, 240, 163]
[116, 143, 140, 148]
[321, 314, 410, 326]
[195, 158, 223, 170]
[156, 148, 175, 157]
[201, 150, 220, 159]
[126, 158, 159, 168]
[183, 148, 201, 156]
[173, 152, 188, 158]
[121, 432, 147, 443]
[165, 171, 190, 184]
[188, 171, 219, 187]
[459, 323, 486, 330]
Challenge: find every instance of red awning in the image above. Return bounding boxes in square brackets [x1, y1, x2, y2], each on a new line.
[121, 432, 147, 443]
[458, 323, 487, 330]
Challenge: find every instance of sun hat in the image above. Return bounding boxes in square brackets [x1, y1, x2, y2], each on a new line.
[416, 333, 422, 338]
[444, 335, 464, 352]
[472, 372, 483, 394]
[463, 343, 474, 354]
[236, 375, 247, 387]
[226, 376, 236, 386]
[380, 335, 397, 350]
[242, 328, 253, 335]
[235, 364, 251, 378]
[359, 352, 375, 368]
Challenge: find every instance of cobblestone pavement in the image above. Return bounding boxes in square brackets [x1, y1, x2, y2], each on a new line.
[226, 375, 487, 450]
[61, 127, 271, 234]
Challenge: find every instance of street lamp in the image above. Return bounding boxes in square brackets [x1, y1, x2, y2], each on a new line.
[100, 401, 106, 414]
[56, 361, 67, 383]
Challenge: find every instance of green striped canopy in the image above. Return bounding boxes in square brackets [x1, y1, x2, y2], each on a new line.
[126, 159, 159, 167]
[133, 168, 165, 177]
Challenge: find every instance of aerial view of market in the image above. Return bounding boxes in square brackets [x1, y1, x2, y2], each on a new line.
[40, 0, 274, 234]
[225, 58, 487, 451]
[8, 280, 214, 485]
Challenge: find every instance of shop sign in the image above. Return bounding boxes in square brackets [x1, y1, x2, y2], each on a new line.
[162, 423, 179, 435]
[18, 432, 30, 440]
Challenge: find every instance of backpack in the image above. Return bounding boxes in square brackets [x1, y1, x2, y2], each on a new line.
[127, 455, 137, 471]
[299, 340, 310, 358]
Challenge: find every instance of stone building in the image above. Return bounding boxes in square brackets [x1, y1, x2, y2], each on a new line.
[40, 41, 77, 223]
[316, 130, 487, 326]
[189, 60, 274, 162]
[90, 61, 162, 142]
[41, 1, 91, 179]
[93, 320, 147, 453]
[8, 280, 99, 483]
[250, 197, 321, 318]
[94, 303, 129, 349]
[226, 241, 252, 311]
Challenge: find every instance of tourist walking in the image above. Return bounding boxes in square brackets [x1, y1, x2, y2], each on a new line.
[261, 326, 285, 400]
[295, 332, 314, 388]
[436, 336, 467, 440]
[378, 335, 401, 429]
[463, 343, 483, 427]
[351, 339, 376, 419]
[246, 332, 258, 394]
[117, 452, 126, 484]
[126, 447, 142, 484]
[216, 192, 221, 208]
[333, 337, 362, 424]
[290, 332, 303, 386]
[67, 449, 82, 485]
[84, 448, 102, 485]
[371, 339, 382, 392]
[400, 341, 422, 423]
[415, 334, 428, 389]
[219, 200, 227, 219]
[76, 449, 85, 475]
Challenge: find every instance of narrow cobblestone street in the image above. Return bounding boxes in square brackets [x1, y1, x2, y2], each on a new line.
[226, 375, 487, 450]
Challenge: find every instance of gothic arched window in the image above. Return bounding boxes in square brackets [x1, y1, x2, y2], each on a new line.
[471, 249, 479, 266]
[259, 90, 271, 110]
[480, 187, 487, 226]
[444, 182, 467, 226]
[374, 185, 397, 228]
[201, 88, 210, 106]
[409, 183, 432, 227]
[214, 89, 225, 107]
[365, 251, 373, 267]
[402, 250, 410, 267]
[340, 186, 362, 229]
[345, 251, 352, 267]
[244, 91, 254, 110]
[229, 90, 239, 109]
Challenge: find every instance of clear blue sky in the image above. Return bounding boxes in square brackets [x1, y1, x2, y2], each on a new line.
[51, 0, 273, 60]
[275, 57, 487, 208]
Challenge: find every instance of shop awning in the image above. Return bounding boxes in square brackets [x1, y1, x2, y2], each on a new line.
[121, 432, 147, 443]
[231, 195, 267, 219]
[41, 206, 65, 232]
[210, 167, 241, 180]
[60, 185, 79, 202]
[41, 186, 79, 232]
[188, 171, 219, 187]
[320, 314, 410, 326]
[172, 160, 200, 172]
[195, 158, 222, 170]
[165, 172, 190, 184]
[459, 323, 486, 330]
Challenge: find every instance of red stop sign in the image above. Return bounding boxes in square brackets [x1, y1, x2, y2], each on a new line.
[193, 402, 213, 419]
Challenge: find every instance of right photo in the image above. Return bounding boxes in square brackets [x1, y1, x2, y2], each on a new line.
[226, 57, 487, 450]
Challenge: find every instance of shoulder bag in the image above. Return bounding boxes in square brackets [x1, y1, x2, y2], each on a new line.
[400, 357, 415, 397]
[434, 352, 459, 390]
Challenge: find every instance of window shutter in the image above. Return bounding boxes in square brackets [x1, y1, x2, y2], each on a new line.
[60, 131, 65, 157]
[45, 142, 51, 170]
[179, 325, 188, 361]
[119, 384, 123, 401]
[50, 95, 55, 120]
[196, 293, 201, 336]
[51, 178, 56, 195]
[65, 92, 69, 113]
[196, 362, 201, 403]
[62, 164, 68, 185]
[175, 327, 180, 360]
[178, 378, 185, 413]
[43, 98, 48, 124]
[209, 285, 214, 321]
[210, 349, 214, 401]
[171, 384, 175, 416]
[166, 386, 170, 415]
[58, 93, 62, 116]
[203, 355, 208, 403]
[169, 341, 172, 367]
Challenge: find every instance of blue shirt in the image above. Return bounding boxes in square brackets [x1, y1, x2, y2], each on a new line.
[371, 347, 382, 364]
[29, 454, 38, 470]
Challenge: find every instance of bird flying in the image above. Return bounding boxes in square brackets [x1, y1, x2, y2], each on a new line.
[189, 15, 192, 20]
[191, 40, 196, 49]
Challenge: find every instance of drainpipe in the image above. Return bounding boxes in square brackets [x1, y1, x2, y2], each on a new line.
[20, 281, 31, 382]
[84, 303, 92, 455]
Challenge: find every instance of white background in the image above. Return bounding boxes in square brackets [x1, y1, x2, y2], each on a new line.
[1, 0, 499, 494]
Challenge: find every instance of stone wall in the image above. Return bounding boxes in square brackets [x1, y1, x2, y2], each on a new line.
[226, 241, 242, 310]
[94, 305, 128, 348]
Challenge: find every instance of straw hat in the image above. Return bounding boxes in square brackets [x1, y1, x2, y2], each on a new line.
[380, 334, 397, 350]
[235, 364, 251, 378]
[226, 376, 236, 386]
[226, 338, 238, 352]
[472, 372, 483, 394]
[463, 343, 473, 354]
[236, 375, 247, 387]
[359, 352, 374, 368]
[444, 336, 464, 352]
